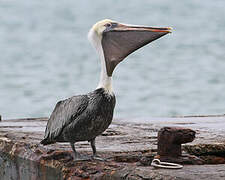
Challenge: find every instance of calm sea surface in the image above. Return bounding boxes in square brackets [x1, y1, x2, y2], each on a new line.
[0, 0, 225, 119]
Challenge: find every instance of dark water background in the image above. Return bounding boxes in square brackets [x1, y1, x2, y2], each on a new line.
[0, 0, 225, 119]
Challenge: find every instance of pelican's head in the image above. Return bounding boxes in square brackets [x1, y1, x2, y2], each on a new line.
[88, 19, 172, 76]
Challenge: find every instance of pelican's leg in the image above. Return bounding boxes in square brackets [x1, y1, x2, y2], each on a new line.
[70, 142, 91, 161]
[90, 138, 105, 161]
[90, 138, 96, 156]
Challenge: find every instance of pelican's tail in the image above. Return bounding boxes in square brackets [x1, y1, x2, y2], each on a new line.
[40, 138, 52, 145]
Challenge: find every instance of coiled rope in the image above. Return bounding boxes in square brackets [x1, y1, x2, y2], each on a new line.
[151, 159, 183, 169]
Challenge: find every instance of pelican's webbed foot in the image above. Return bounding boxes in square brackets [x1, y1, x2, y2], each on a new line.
[70, 142, 92, 161]
[74, 152, 92, 161]
[90, 138, 106, 161]
[92, 155, 105, 161]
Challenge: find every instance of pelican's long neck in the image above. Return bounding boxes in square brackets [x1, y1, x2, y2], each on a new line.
[97, 53, 113, 92]
[88, 29, 113, 93]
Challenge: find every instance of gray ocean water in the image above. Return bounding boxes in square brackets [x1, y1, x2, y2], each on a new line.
[0, 0, 225, 119]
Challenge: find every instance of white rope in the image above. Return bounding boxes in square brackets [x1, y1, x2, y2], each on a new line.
[151, 159, 183, 169]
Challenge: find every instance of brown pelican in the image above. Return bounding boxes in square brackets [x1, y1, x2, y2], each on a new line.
[40, 19, 171, 161]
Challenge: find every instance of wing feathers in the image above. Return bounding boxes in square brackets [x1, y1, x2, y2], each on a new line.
[43, 95, 89, 141]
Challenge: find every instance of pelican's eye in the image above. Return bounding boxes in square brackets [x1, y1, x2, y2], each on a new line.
[105, 23, 112, 28]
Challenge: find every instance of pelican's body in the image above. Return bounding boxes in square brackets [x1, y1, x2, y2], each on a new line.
[41, 19, 171, 160]
[41, 88, 115, 144]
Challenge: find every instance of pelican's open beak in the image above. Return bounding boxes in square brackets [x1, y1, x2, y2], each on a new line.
[102, 23, 172, 76]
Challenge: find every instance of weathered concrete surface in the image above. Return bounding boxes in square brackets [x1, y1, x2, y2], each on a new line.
[0, 115, 225, 179]
[110, 164, 225, 180]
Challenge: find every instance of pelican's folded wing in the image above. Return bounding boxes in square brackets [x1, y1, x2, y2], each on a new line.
[43, 95, 89, 141]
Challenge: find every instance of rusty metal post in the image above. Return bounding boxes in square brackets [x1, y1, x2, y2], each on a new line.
[158, 127, 196, 158]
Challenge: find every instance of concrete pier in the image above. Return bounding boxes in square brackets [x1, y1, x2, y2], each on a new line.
[0, 115, 225, 179]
